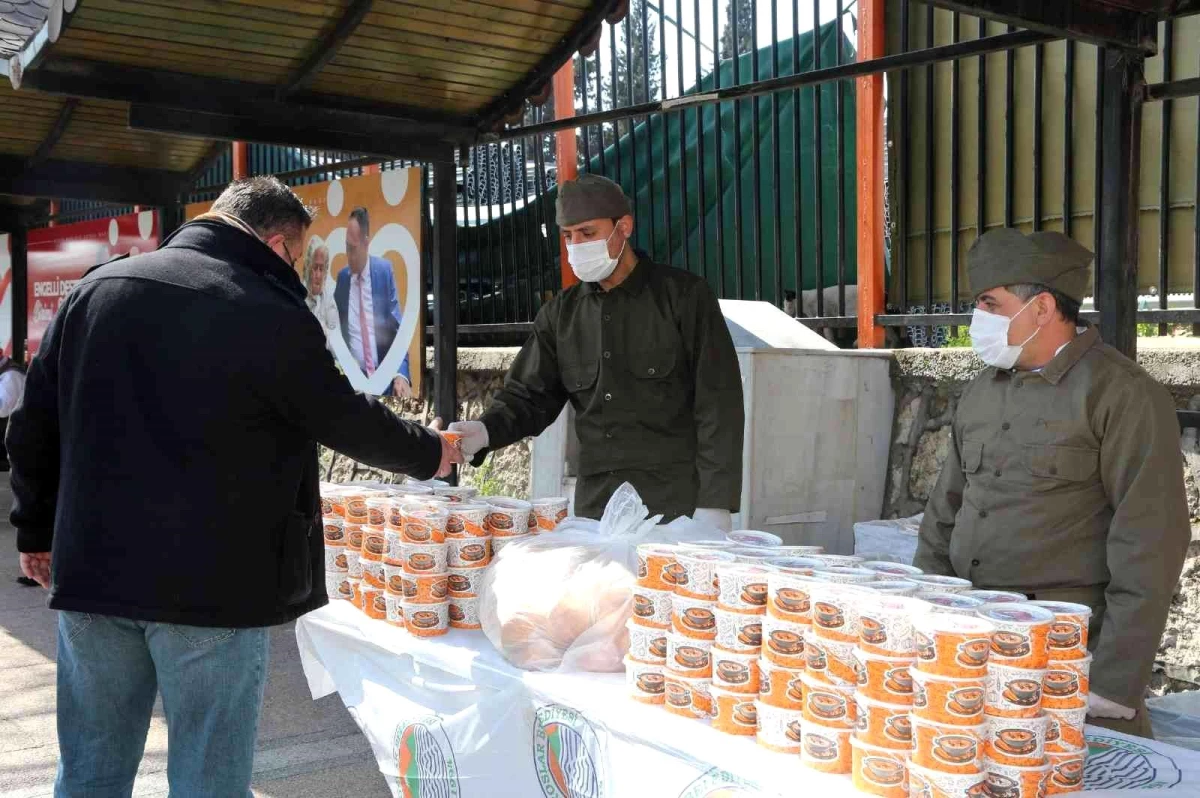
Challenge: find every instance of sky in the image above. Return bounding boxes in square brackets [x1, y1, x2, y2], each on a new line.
[581, 0, 859, 101]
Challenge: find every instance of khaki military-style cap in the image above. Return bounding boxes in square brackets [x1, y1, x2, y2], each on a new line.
[967, 228, 1094, 302]
[555, 174, 632, 227]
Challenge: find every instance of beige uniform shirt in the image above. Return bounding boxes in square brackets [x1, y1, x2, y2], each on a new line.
[915, 326, 1190, 707]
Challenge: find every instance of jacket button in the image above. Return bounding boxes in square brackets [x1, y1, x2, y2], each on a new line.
[647, 368, 656, 375]
[575, 380, 582, 388]
[604, 314, 611, 321]
[994, 469, 1002, 478]
[1001, 422, 1011, 431]
[603, 351, 611, 359]
[605, 393, 612, 401]
[605, 431, 613, 439]
[971, 559, 981, 567]
[979, 509, 988, 519]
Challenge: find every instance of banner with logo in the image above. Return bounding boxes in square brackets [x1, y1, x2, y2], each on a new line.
[0, 233, 11, 356]
[296, 603, 1200, 798]
[26, 211, 159, 358]
[186, 169, 423, 397]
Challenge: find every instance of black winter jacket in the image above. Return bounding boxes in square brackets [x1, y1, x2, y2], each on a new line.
[10, 220, 441, 627]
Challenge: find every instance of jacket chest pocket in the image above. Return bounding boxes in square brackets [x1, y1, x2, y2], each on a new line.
[561, 360, 599, 396]
[961, 440, 984, 474]
[627, 346, 679, 381]
[1023, 444, 1098, 484]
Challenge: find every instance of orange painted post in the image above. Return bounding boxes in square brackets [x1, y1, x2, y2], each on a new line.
[855, 0, 886, 349]
[232, 141, 249, 180]
[553, 58, 579, 289]
[47, 200, 58, 227]
[364, 163, 381, 175]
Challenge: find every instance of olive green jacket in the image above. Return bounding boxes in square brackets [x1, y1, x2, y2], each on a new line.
[476, 254, 744, 511]
[915, 326, 1190, 707]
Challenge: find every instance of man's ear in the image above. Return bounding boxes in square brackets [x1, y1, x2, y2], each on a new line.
[618, 214, 634, 239]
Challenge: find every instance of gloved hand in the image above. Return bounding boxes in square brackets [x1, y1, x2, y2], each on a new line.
[1088, 692, 1137, 721]
[693, 508, 733, 533]
[447, 420, 489, 457]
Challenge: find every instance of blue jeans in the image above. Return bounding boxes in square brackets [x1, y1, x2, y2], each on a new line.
[54, 611, 270, 798]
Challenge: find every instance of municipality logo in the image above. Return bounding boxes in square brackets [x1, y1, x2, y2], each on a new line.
[533, 704, 607, 798]
[678, 767, 765, 797]
[394, 716, 461, 798]
[1084, 734, 1183, 791]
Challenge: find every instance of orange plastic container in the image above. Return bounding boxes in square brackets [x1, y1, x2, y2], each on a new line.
[1046, 747, 1086, 794]
[978, 603, 1055, 670]
[911, 668, 987, 726]
[801, 723, 853, 774]
[910, 715, 986, 774]
[851, 737, 910, 798]
[853, 649, 916, 704]
[800, 673, 856, 729]
[401, 572, 450, 603]
[853, 693, 913, 751]
[1042, 655, 1091, 711]
[710, 685, 757, 735]
[912, 613, 995, 678]
[758, 657, 804, 710]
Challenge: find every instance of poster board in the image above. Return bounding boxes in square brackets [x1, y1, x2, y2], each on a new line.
[26, 211, 159, 358]
[187, 170, 423, 397]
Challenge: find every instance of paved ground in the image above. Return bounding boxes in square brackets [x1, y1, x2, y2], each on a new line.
[0, 482, 391, 798]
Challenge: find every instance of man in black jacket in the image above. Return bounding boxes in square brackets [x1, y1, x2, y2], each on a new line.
[10, 176, 461, 798]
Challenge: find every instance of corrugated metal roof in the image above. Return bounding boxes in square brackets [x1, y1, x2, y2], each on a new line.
[0, 0, 48, 58]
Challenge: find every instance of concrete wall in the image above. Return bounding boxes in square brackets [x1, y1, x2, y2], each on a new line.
[883, 345, 1200, 692]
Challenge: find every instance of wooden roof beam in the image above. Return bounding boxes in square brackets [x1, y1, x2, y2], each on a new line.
[922, 1, 1159, 52]
[128, 105, 456, 165]
[278, 0, 373, 100]
[0, 155, 183, 205]
[27, 97, 78, 167]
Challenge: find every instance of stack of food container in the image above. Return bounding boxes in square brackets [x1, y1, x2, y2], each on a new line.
[1030, 601, 1091, 795]
[443, 500, 492, 630]
[531, 497, 570, 533]
[907, 610, 996, 796]
[486, 498, 534, 556]
[320, 486, 352, 602]
[850, 593, 926, 797]
[358, 495, 391, 621]
[976, 602, 1078, 797]
[662, 546, 730, 721]
[626, 544, 675, 706]
[799, 580, 865, 775]
[391, 500, 451, 636]
[710, 560, 770, 739]
[760, 557, 818, 748]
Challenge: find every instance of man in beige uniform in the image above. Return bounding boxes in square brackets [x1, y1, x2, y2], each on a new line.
[915, 228, 1190, 738]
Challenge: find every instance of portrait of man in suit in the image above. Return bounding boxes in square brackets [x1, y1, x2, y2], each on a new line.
[334, 206, 412, 398]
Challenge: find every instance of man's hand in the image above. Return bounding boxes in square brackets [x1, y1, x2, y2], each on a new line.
[428, 417, 465, 478]
[19, 552, 50, 588]
[446, 420, 489, 457]
[392, 376, 413, 400]
[1088, 692, 1137, 721]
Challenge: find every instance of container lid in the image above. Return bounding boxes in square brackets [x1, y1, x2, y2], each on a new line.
[976, 603, 1056, 625]
[860, 561, 925, 577]
[487, 496, 533, 510]
[909, 574, 973, 590]
[915, 592, 985, 611]
[912, 612, 995, 635]
[811, 554, 865, 566]
[863, 580, 920, 594]
[1027, 600, 1094, 617]
[961, 590, 1027, 603]
[726, 529, 783, 547]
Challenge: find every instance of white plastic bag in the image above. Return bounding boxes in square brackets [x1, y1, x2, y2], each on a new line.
[478, 483, 723, 672]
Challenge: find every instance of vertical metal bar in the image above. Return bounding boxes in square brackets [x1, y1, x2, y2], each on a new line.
[1097, 48, 1144, 357]
[534, 127, 552, 308]
[950, 12, 961, 328]
[458, 149, 469, 327]
[812, 0, 825, 317]
[471, 146, 484, 325]
[856, 0, 886, 347]
[976, 17, 987, 238]
[506, 141, 520, 321]
[678, 0, 689, 272]
[772, 0, 782, 306]
[483, 144, 497, 324]
[1158, 20, 1173, 335]
[626, 13, 639, 225]
[596, 52, 608, 176]
[1033, 43, 1044, 231]
[897, 0, 910, 312]
[1004, 24, 1015, 228]
[523, 126, 539, 321]
[925, 5, 935, 330]
[612, 24, 623, 189]
[433, 157, 459, 441]
[793, 0, 802, 315]
[494, 144, 507, 323]
[1064, 40, 1074, 238]
[1094, 47, 1106, 300]
[694, 0, 706, 279]
[640, 2, 655, 256]
[732, 0, 745, 298]
[580, 55, 593, 168]
[713, 0, 725, 295]
[752, 0, 764, 300]
[659, 0, 669, 262]
[835, 0, 846, 316]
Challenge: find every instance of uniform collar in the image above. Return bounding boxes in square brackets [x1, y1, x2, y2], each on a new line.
[990, 325, 1099, 385]
[580, 250, 651, 296]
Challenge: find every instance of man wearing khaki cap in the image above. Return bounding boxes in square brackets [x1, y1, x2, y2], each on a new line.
[915, 228, 1189, 739]
[449, 174, 744, 527]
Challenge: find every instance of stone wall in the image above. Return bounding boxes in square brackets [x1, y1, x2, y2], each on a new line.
[882, 346, 1200, 693]
[318, 348, 530, 498]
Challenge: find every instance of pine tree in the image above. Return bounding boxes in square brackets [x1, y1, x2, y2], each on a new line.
[719, 0, 755, 62]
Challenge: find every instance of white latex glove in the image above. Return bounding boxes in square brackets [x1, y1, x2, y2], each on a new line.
[1088, 692, 1137, 721]
[446, 420, 489, 457]
[693, 508, 733, 533]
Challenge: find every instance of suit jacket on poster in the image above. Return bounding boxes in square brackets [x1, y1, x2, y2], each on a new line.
[8, 221, 442, 628]
[334, 255, 412, 385]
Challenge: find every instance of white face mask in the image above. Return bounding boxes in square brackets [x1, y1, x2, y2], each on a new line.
[969, 297, 1041, 370]
[567, 226, 625, 283]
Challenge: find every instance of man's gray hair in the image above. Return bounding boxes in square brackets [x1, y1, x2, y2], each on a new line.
[1006, 282, 1081, 324]
[211, 176, 314, 240]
